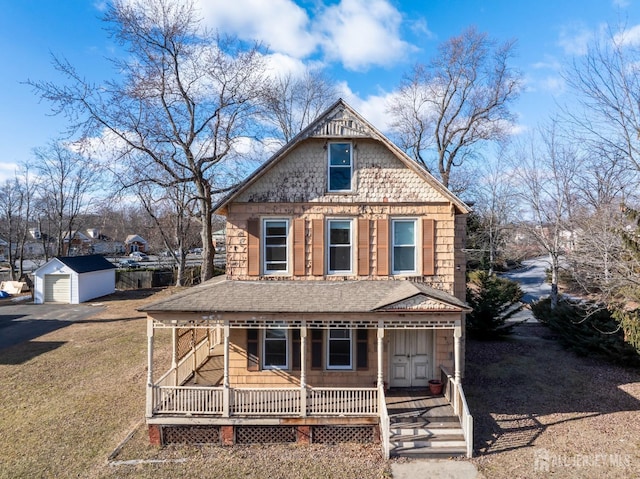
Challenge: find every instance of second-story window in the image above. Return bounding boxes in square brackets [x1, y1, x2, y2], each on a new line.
[328, 142, 352, 192]
[263, 219, 289, 274]
[392, 219, 417, 274]
[328, 219, 352, 273]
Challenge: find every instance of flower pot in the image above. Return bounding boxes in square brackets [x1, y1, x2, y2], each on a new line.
[428, 379, 443, 395]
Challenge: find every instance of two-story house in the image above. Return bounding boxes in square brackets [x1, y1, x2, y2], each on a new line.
[141, 100, 473, 458]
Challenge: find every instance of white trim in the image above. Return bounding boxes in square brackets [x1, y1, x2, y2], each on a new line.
[327, 218, 353, 274]
[326, 329, 353, 370]
[327, 141, 353, 192]
[391, 218, 418, 275]
[262, 218, 290, 275]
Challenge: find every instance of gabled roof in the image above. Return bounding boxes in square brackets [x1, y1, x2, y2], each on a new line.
[125, 234, 147, 244]
[213, 99, 470, 215]
[47, 254, 116, 274]
[141, 277, 470, 314]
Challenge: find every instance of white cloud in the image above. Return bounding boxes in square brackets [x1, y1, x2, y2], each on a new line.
[612, 0, 630, 7]
[0, 162, 20, 184]
[317, 0, 413, 71]
[338, 81, 396, 132]
[613, 24, 640, 46]
[558, 24, 593, 56]
[197, 0, 413, 72]
[197, 0, 317, 58]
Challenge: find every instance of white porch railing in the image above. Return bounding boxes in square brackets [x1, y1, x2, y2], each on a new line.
[232, 388, 301, 415]
[378, 385, 390, 459]
[308, 387, 378, 416]
[441, 367, 474, 458]
[153, 386, 224, 414]
[152, 385, 379, 417]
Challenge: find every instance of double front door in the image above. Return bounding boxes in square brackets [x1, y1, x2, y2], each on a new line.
[390, 330, 433, 388]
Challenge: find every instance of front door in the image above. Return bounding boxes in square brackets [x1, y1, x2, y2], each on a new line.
[390, 330, 432, 388]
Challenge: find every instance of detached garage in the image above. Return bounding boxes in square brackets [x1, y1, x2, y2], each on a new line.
[34, 255, 116, 304]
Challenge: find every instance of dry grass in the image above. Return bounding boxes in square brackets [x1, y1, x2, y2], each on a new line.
[1, 290, 638, 478]
[466, 323, 640, 478]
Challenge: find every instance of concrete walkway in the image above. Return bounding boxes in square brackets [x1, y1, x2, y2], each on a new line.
[392, 459, 483, 479]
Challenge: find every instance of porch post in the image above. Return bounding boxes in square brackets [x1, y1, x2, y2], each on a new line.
[454, 324, 462, 384]
[223, 321, 230, 417]
[300, 324, 307, 417]
[377, 321, 385, 389]
[171, 327, 178, 386]
[145, 317, 154, 418]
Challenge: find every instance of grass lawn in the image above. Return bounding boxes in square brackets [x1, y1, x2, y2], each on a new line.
[0, 290, 638, 478]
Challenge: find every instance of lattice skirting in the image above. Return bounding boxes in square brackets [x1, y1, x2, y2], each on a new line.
[162, 425, 221, 445]
[312, 426, 376, 444]
[236, 426, 297, 444]
[157, 424, 378, 446]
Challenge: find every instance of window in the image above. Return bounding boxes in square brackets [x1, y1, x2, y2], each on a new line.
[263, 329, 288, 369]
[328, 142, 352, 191]
[392, 219, 417, 274]
[263, 219, 289, 274]
[327, 329, 352, 369]
[328, 220, 352, 273]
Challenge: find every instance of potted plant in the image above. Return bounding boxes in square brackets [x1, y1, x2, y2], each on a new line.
[428, 379, 443, 395]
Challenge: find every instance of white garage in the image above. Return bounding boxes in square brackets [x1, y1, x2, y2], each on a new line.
[34, 255, 116, 304]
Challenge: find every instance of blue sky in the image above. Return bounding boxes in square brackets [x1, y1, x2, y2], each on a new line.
[1, 0, 639, 183]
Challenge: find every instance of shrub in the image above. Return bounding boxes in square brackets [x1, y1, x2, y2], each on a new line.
[466, 271, 524, 339]
[531, 297, 640, 366]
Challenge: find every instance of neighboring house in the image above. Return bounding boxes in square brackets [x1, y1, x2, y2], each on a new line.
[141, 100, 473, 457]
[33, 254, 116, 304]
[125, 234, 149, 254]
[0, 238, 7, 261]
[86, 228, 125, 255]
[63, 230, 92, 256]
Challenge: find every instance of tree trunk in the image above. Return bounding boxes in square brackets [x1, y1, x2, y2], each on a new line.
[549, 253, 559, 310]
[199, 197, 215, 283]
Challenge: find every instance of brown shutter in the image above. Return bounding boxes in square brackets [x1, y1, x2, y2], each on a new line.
[358, 219, 370, 276]
[293, 218, 306, 276]
[247, 329, 259, 371]
[247, 219, 260, 276]
[312, 219, 324, 276]
[376, 219, 389, 276]
[423, 218, 435, 276]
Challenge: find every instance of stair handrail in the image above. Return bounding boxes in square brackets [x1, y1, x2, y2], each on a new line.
[440, 366, 474, 458]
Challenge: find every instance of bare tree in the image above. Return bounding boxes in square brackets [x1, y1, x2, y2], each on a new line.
[388, 27, 521, 191]
[28, 0, 269, 282]
[262, 69, 338, 143]
[0, 170, 34, 280]
[33, 142, 99, 256]
[467, 160, 518, 274]
[509, 121, 581, 309]
[563, 24, 640, 175]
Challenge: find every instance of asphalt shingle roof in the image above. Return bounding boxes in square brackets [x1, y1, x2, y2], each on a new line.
[141, 277, 469, 314]
[56, 254, 116, 273]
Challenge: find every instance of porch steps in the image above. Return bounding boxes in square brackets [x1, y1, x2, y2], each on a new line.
[389, 415, 466, 458]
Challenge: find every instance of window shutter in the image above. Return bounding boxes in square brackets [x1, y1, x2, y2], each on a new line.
[357, 219, 370, 276]
[247, 329, 259, 371]
[356, 329, 368, 370]
[423, 218, 435, 275]
[247, 219, 260, 276]
[312, 219, 324, 276]
[293, 218, 306, 276]
[376, 219, 389, 276]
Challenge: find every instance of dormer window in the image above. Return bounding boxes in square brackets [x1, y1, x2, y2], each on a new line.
[328, 142, 352, 192]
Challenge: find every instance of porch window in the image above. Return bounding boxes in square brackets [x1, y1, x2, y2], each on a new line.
[263, 329, 288, 369]
[392, 219, 417, 274]
[328, 142, 352, 192]
[327, 329, 352, 369]
[328, 219, 352, 273]
[263, 219, 289, 274]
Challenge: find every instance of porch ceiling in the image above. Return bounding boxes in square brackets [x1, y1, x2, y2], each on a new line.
[141, 277, 470, 315]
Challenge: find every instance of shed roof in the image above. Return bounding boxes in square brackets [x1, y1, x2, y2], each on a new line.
[54, 254, 116, 273]
[141, 277, 470, 314]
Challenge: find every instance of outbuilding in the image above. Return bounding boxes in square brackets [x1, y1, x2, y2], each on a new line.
[34, 255, 116, 304]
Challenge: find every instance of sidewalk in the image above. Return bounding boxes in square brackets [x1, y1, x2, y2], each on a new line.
[392, 459, 483, 479]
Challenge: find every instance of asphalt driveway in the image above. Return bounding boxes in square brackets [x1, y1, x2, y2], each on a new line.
[0, 301, 105, 350]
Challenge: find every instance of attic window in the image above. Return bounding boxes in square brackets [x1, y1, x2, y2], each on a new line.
[328, 142, 352, 192]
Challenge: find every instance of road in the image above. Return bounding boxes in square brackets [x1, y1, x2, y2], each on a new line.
[501, 256, 552, 323]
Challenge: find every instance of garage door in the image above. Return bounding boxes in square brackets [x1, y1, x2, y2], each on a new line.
[44, 274, 70, 303]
